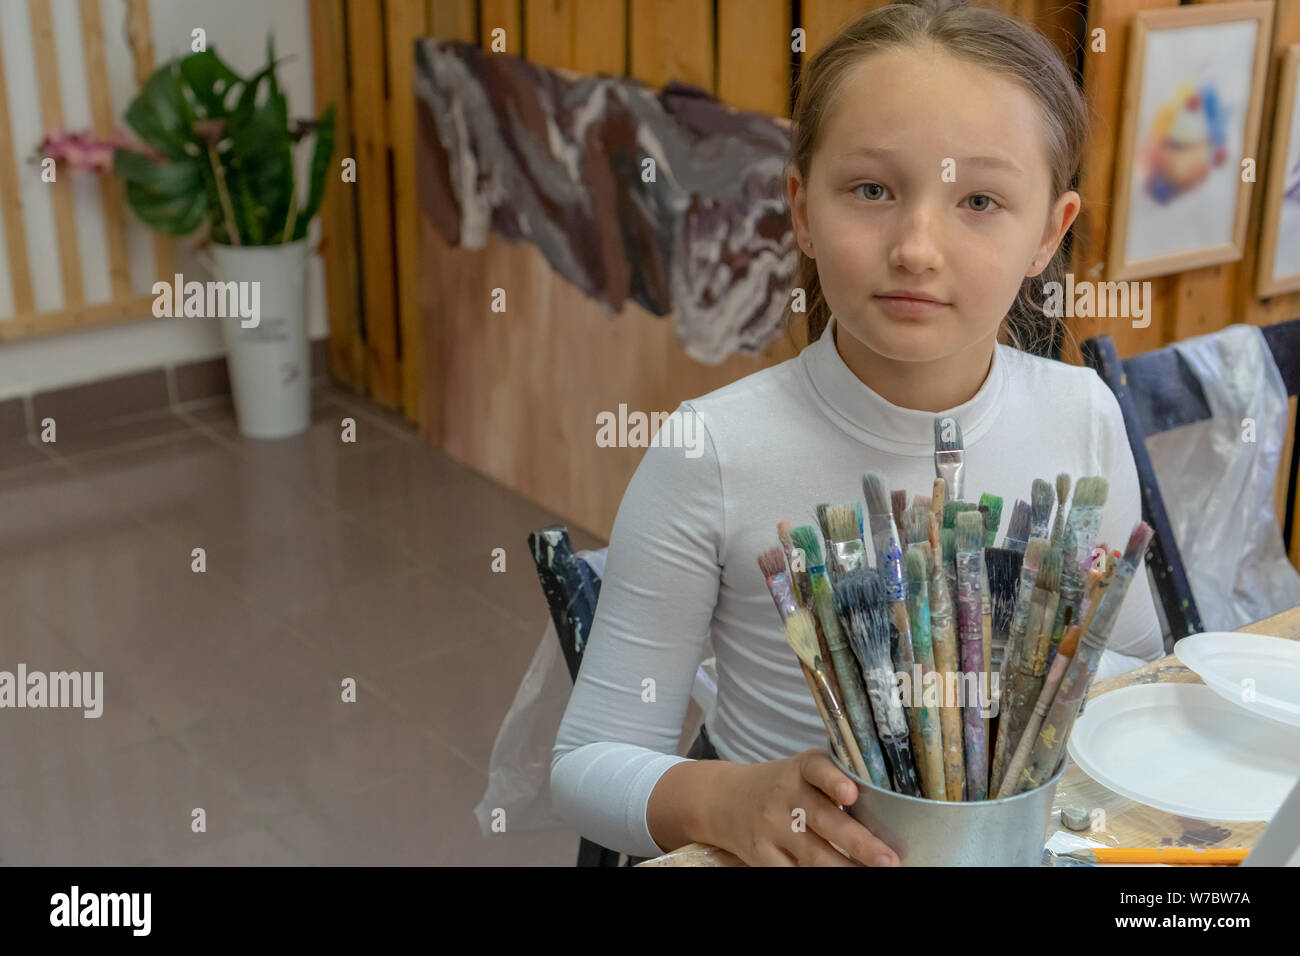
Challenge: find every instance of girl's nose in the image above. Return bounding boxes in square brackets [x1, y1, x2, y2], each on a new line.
[888, 205, 945, 273]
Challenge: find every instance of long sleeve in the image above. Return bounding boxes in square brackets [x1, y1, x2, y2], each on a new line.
[550, 403, 725, 857]
[1091, 380, 1167, 681]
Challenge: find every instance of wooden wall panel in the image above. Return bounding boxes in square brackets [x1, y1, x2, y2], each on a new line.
[525, 0, 627, 73]
[78, 0, 131, 301]
[479, 0, 522, 52]
[389, 0, 427, 424]
[29, 0, 84, 310]
[629, 0, 714, 90]
[427, 0, 477, 41]
[0, 24, 35, 316]
[347, 0, 402, 410]
[802, 0, 882, 59]
[424, 226, 798, 538]
[309, 0, 365, 392]
[718, 0, 792, 117]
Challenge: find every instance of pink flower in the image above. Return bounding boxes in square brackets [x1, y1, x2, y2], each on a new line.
[36, 127, 159, 173]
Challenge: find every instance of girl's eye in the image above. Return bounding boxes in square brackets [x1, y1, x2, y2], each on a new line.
[854, 182, 889, 201]
[966, 194, 1001, 212]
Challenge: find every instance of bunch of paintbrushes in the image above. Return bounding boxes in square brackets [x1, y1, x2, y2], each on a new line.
[759, 416, 1152, 801]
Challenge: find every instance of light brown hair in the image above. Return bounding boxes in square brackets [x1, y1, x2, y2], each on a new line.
[785, 0, 1088, 357]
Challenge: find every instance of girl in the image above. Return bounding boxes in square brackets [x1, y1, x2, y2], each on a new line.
[552, 0, 1165, 866]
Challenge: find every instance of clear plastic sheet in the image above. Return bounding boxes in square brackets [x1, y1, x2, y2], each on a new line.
[1144, 324, 1300, 633]
[474, 549, 718, 836]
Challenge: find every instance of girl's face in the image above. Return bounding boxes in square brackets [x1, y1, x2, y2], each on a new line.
[788, 44, 1079, 366]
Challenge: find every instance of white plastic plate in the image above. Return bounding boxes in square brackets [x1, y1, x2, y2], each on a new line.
[1175, 632, 1300, 727]
[1067, 683, 1300, 822]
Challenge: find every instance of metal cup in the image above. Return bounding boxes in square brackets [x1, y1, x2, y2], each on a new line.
[832, 750, 1070, 866]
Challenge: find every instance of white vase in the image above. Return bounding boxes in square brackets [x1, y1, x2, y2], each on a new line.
[208, 239, 311, 439]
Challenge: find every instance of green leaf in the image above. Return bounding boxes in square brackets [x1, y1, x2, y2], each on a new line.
[122, 178, 207, 235]
[112, 147, 200, 190]
[228, 90, 294, 244]
[295, 105, 335, 240]
[177, 49, 242, 119]
[122, 62, 193, 161]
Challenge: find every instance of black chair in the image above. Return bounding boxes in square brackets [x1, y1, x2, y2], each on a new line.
[527, 525, 628, 867]
[1080, 317, 1300, 643]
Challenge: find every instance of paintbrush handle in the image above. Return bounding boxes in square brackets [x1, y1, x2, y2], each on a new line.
[801, 662, 851, 767]
[980, 559, 992, 792]
[1080, 848, 1247, 865]
[997, 651, 1072, 798]
[956, 548, 988, 800]
[888, 600, 927, 791]
[925, 546, 966, 800]
[835, 711, 871, 782]
[991, 595, 1048, 793]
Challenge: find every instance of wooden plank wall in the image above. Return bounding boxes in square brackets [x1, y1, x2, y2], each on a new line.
[318, 0, 1300, 543]
[0, 0, 168, 342]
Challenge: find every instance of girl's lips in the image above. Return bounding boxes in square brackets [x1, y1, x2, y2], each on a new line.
[873, 294, 950, 317]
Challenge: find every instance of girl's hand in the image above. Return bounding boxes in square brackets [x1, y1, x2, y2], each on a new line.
[705, 750, 901, 866]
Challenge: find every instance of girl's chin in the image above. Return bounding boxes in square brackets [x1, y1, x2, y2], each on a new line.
[846, 323, 979, 365]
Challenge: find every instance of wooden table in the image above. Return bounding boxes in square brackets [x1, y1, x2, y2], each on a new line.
[639, 606, 1300, 866]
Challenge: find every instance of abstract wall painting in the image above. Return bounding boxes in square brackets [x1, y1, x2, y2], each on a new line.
[1257, 46, 1300, 298]
[1108, 2, 1273, 281]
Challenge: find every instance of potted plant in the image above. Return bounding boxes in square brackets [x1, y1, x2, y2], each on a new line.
[115, 39, 335, 439]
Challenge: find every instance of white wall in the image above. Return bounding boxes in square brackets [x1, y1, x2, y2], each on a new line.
[0, 0, 330, 400]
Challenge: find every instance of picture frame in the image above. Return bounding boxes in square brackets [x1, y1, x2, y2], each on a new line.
[1256, 45, 1300, 298]
[1107, 2, 1274, 282]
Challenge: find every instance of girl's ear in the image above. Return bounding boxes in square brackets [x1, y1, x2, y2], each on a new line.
[787, 168, 814, 258]
[1028, 189, 1081, 277]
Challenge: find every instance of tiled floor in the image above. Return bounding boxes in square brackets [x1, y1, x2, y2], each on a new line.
[0, 381, 702, 865]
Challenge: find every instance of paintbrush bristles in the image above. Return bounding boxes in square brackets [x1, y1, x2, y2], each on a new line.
[758, 546, 788, 579]
[783, 608, 822, 669]
[1071, 476, 1110, 508]
[1050, 473, 1071, 545]
[826, 504, 860, 543]
[862, 472, 891, 517]
[1006, 500, 1031, 542]
[1036, 548, 1063, 592]
[1022, 536, 1046, 571]
[815, 504, 831, 540]
[777, 520, 795, 552]
[1123, 521, 1155, 566]
[934, 417, 963, 451]
[1031, 479, 1054, 527]
[790, 525, 823, 568]
[955, 511, 984, 552]
[905, 545, 929, 586]
[902, 506, 932, 546]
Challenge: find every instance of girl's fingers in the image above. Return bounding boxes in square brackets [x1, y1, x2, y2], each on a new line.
[808, 804, 899, 866]
[749, 843, 798, 867]
[784, 833, 861, 867]
[798, 750, 859, 806]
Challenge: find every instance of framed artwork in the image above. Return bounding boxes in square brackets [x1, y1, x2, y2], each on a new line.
[1257, 46, 1300, 298]
[1108, 2, 1274, 281]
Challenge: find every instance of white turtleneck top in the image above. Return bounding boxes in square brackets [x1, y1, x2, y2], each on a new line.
[551, 314, 1165, 858]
